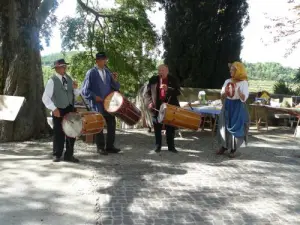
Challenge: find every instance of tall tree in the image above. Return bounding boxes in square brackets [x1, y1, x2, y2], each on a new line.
[61, 0, 159, 96]
[0, 0, 158, 141]
[0, 0, 58, 141]
[160, 0, 249, 88]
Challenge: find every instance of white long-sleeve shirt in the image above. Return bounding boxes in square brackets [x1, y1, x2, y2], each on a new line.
[221, 79, 249, 102]
[42, 73, 81, 111]
[98, 68, 106, 84]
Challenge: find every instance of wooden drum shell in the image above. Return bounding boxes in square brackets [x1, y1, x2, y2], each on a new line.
[104, 91, 141, 126]
[158, 103, 201, 130]
[62, 112, 105, 138]
[80, 112, 105, 135]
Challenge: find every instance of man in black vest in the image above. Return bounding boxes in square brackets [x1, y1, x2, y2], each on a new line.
[144, 64, 181, 153]
[42, 59, 80, 163]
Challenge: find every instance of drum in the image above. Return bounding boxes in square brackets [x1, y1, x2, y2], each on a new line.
[158, 103, 201, 130]
[104, 91, 141, 126]
[62, 112, 105, 138]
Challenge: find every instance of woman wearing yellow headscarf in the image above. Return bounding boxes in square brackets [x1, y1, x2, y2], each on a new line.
[216, 62, 250, 158]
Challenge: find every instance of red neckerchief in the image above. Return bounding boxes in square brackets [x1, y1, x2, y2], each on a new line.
[159, 76, 168, 101]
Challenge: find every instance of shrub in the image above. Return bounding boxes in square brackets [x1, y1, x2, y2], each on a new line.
[273, 80, 295, 95]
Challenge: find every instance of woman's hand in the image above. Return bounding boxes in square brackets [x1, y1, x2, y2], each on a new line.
[238, 87, 245, 101]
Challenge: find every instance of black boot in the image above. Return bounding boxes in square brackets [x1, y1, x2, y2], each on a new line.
[154, 145, 161, 153]
[229, 149, 236, 158]
[106, 147, 121, 154]
[97, 148, 108, 155]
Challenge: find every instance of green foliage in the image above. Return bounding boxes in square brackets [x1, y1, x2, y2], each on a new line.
[42, 51, 77, 66]
[294, 68, 300, 82]
[245, 62, 297, 82]
[39, 0, 59, 49]
[42, 66, 53, 84]
[161, 0, 249, 89]
[60, 0, 159, 95]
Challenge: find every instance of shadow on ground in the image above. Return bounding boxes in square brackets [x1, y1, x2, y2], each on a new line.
[0, 127, 299, 225]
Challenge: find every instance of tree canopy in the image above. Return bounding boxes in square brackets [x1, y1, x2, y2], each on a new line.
[264, 1, 300, 57]
[59, 0, 159, 96]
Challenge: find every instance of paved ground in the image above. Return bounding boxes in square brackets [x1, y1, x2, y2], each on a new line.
[0, 127, 300, 225]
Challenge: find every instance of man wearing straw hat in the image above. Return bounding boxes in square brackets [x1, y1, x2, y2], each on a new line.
[42, 59, 80, 163]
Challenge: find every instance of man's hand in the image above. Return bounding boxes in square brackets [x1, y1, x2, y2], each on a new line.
[148, 102, 155, 110]
[53, 109, 60, 117]
[95, 96, 103, 103]
[112, 72, 118, 81]
[160, 84, 168, 91]
[73, 81, 78, 89]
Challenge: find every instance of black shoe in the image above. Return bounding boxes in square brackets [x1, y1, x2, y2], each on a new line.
[53, 157, 60, 162]
[106, 147, 121, 153]
[64, 156, 79, 163]
[229, 150, 236, 158]
[154, 147, 161, 153]
[168, 148, 178, 153]
[97, 148, 108, 155]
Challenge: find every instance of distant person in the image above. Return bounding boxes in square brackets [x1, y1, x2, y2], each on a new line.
[144, 64, 181, 153]
[216, 62, 250, 158]
[81, 52, 121, 155]
[42, 59, 80, 163]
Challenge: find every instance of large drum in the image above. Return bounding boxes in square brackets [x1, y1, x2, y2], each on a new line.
[158, 103, 201, 130]
[104, 91, 141, 126]
[62, 112, 105, 138]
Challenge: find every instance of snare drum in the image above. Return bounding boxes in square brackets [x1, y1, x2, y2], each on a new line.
[104, 91, 141, 126]
[62, 112, 105, 138]
[158, 103, 201, 130]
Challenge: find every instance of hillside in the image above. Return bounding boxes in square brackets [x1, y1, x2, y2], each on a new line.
[42, 51, 78, 66]
[41, 52, 299, 93]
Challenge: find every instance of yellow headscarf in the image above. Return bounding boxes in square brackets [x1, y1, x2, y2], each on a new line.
[230, 61, 248, 82]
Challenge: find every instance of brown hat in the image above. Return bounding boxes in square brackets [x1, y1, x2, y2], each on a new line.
[52, 59, 70, 69]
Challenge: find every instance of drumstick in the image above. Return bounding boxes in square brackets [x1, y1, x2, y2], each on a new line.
[80, 94, 91, 111]
[179, 89, 194, 110]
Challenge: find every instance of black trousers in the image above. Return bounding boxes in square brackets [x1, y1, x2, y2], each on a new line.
[153, 116, 175, 150]
[52, 105, 76, 159]
[95, 111, 116, 150]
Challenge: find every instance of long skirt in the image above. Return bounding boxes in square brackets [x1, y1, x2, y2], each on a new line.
[217, 99, 249, 151]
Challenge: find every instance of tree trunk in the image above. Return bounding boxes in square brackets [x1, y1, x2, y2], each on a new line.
[0, 0, 48, 142]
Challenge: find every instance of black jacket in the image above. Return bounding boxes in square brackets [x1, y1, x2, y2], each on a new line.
[144, 75, 181, 116]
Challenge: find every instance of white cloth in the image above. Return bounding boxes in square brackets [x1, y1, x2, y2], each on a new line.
[98, 68, 106, 84]
[42, 73, 81, 111]
[220, 79, 249, 102]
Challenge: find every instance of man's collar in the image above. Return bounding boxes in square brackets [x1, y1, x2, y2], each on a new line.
[96, 66, 106, 71]
[55, 73, 66, 79]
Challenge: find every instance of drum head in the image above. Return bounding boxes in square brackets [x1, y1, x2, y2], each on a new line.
[157, 103, 167, 123]
[104, 92, 123, 112]
[62, 113, 83, 138]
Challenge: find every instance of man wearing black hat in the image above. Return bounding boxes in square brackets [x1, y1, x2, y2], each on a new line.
[81, 52, 121, 155]
[42, 59, 80, 163]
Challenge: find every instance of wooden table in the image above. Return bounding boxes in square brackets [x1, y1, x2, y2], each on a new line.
[250, 104, 300, 135]
[184, 106, 221, 136]
[250, 104, 269, 131]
